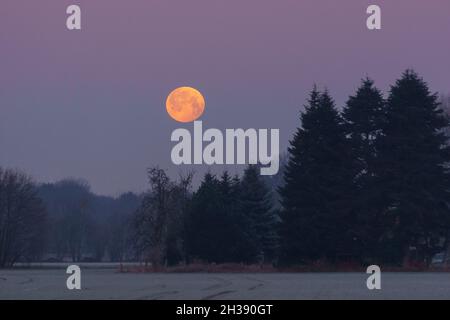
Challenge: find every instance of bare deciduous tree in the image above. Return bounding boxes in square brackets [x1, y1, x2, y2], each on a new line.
[132, 167, 193, 267]
[0, 168, 46, 267]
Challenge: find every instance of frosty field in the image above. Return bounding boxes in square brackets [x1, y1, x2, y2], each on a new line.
[1, 267, 450, 300]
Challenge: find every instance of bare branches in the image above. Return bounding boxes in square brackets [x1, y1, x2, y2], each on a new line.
[0, 167, 46, 267]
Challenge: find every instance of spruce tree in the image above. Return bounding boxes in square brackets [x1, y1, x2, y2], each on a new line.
[218, 171, 250, 262]
[279, 88, 354, 264]
[342, 78, 386, 261]
[343, 78, 385, 185]
[186, 173, 234, 263]
[186, 172, 248, 263]
[239, 165, 279, 263]
[375, 70, 450, 265]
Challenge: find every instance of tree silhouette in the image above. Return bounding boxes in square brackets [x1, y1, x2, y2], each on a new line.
[0, 168, 46, 267]
[342, 78, 386, 262]
[279, 88, 355, 264]
[239, 165, 278, 263]
[375, 70, 450, 265]
[132, 167, 192, 266]
[186, 173, 237, 263]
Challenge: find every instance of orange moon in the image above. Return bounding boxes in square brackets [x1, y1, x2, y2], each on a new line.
[166, 86, 205, 123]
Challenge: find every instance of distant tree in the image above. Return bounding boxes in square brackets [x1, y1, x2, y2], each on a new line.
[279, 88, 355, 264]
[107, 192, 140, 262]
[39, 181, 140, 262]
[39, 179, 92, 262]
[342, 78, 386, 261]
[375, 70, 450, 265]
[239, 165, 279, 263]
[0, 168, 46, 267]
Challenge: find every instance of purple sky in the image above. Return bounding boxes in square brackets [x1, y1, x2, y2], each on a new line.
[1, 0, 449, 195]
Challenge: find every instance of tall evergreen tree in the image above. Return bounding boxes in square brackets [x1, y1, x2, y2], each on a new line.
[375, 70, 450, 265]
[342, 78, 386, 261]
[343, 78, 385, 185]
[279, 88, 354, 264]
[239, 165, 279, 263]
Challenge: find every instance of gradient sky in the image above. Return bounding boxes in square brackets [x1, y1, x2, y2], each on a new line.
[1, 0, 449, 195]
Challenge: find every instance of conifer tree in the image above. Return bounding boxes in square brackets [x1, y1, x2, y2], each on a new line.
[375, 70, 450, 265]
[186, 172, 239, 263]
[342, 78, 386, 261]
[279, 88, 354, 264]
[343, 78, 385, 185]
[186, 173, 221, 262]
[218, 171, 249, 262]
[239, 165, 279, 263]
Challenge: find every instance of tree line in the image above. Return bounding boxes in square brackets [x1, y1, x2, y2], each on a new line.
[280, 70, 450, 266]
[0, 177, 141, 267]
[1, 69, 449, 268]
[132, 166, 279, 267]
[131, 70, 450, 267]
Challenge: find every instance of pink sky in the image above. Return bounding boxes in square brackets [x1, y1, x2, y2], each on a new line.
[1, 0, 449, 194]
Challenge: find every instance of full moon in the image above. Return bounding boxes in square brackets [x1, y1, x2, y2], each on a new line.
[166, 86, 205, 123]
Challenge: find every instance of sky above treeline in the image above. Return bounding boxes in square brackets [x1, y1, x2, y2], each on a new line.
[1, 0, 449, 195]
